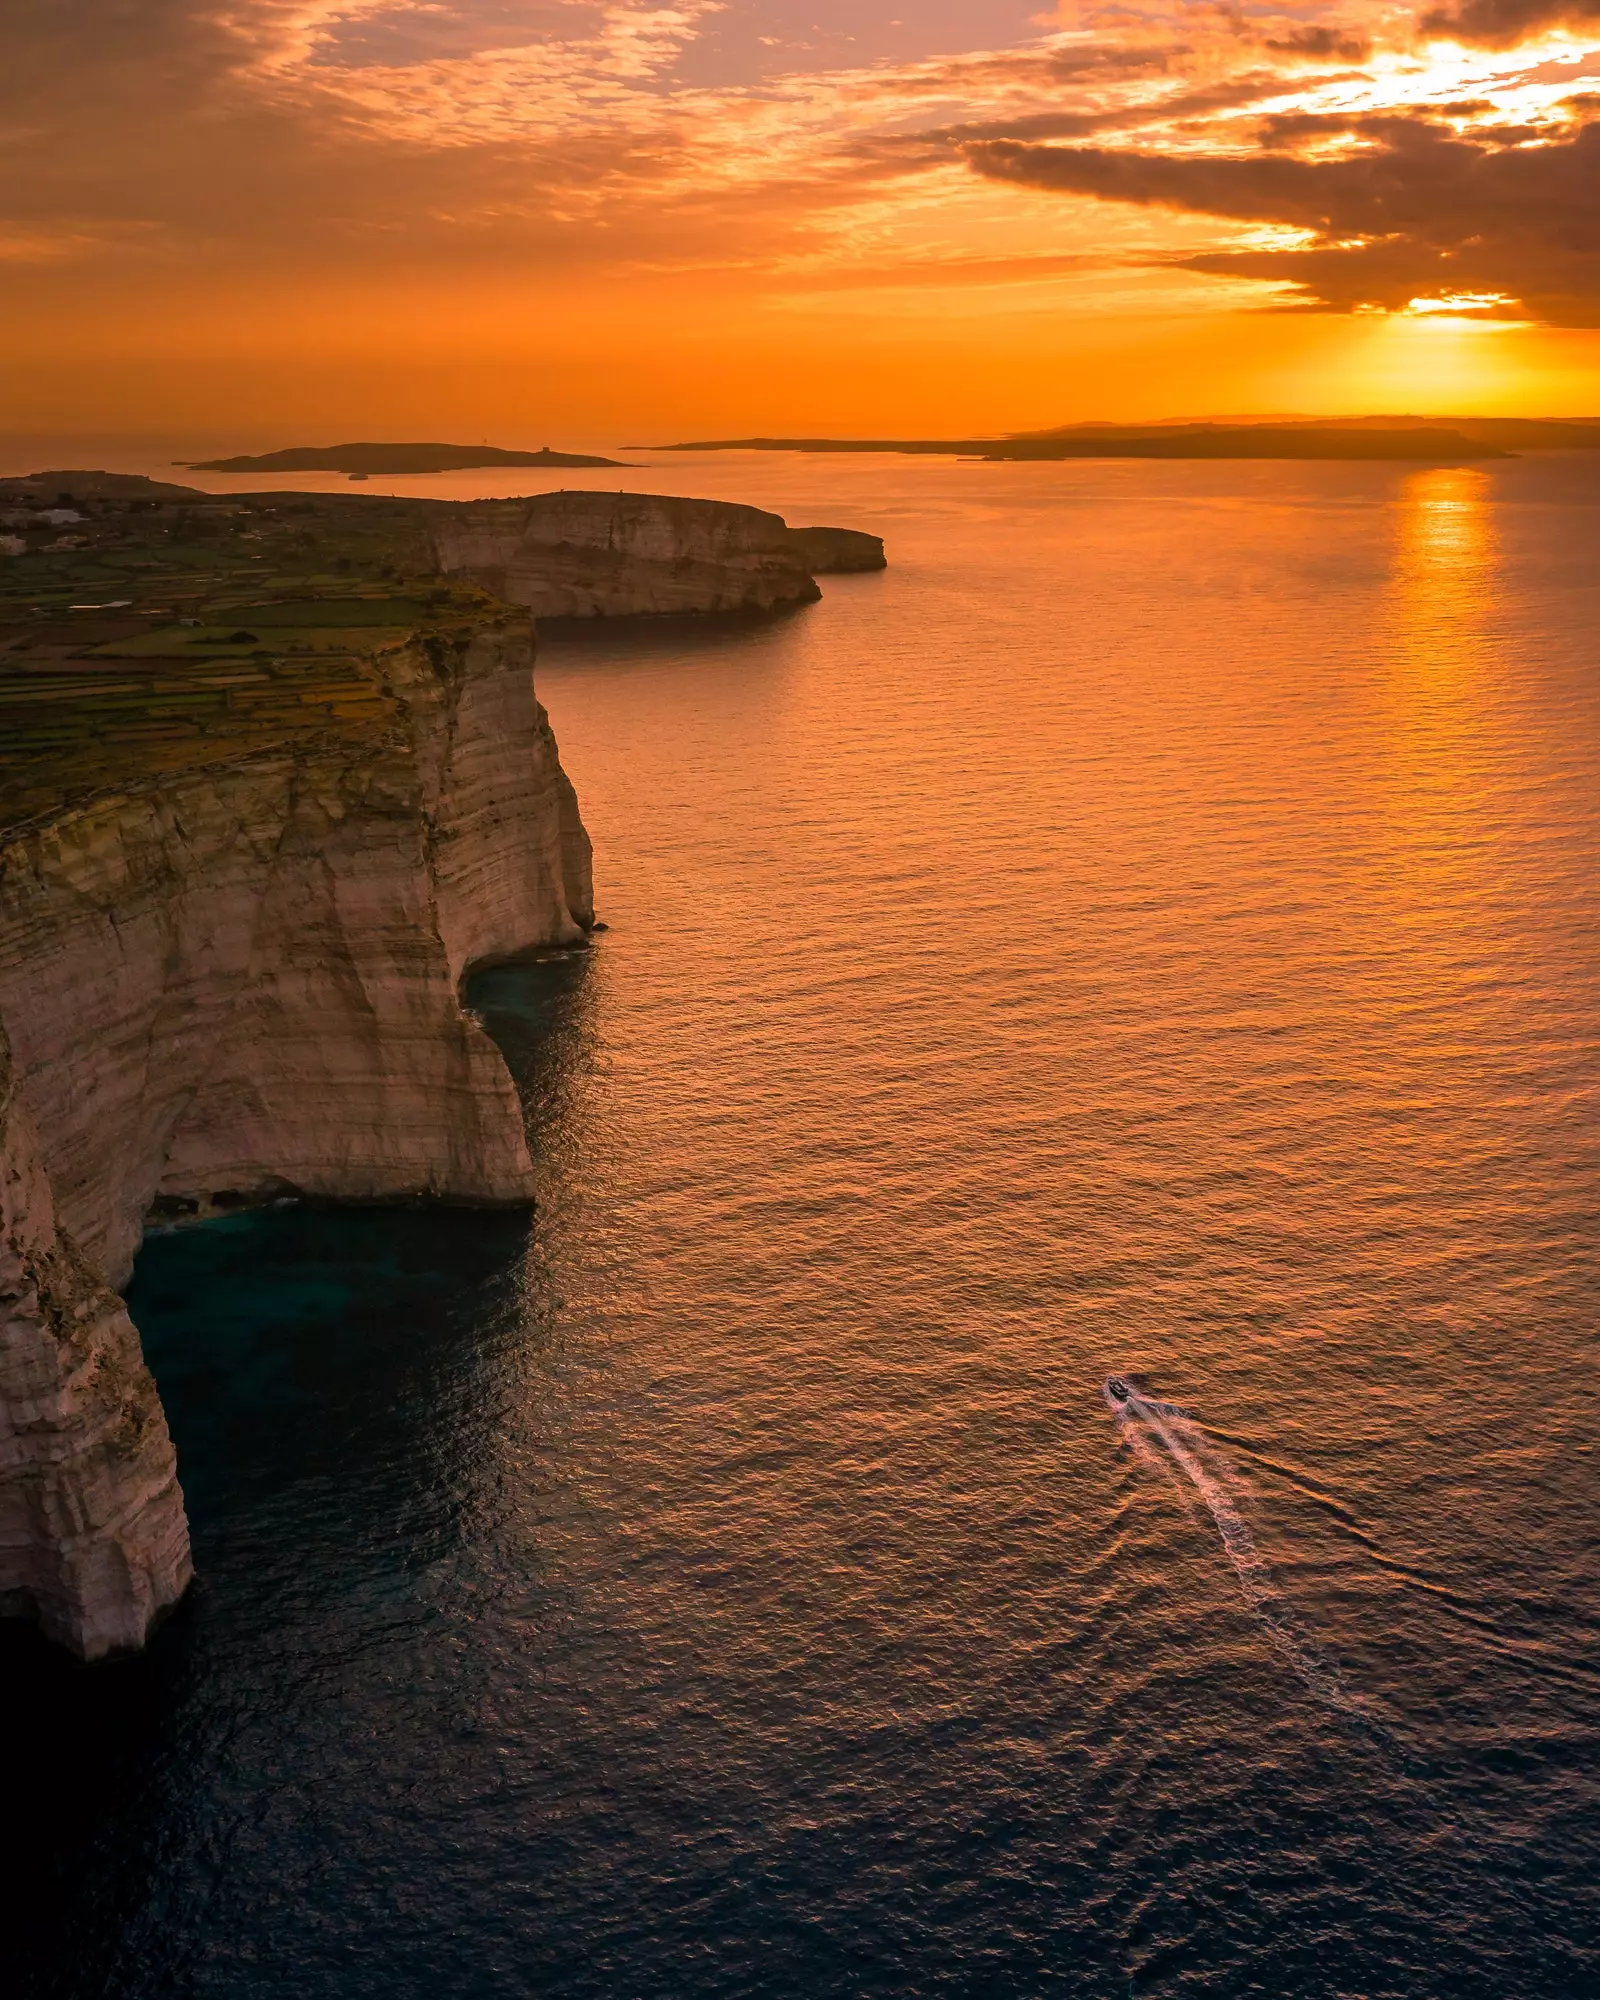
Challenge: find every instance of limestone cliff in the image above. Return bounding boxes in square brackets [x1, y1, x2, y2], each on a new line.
[784, 525, 887, 574]
[432, 490, 828, 617]
[0, 477, 885, 1660]
[1, 1027, 191, 1657]
[0, 607, 590, 1657]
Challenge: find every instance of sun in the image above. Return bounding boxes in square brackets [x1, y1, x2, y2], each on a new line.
[1403, 292, 1522, 319]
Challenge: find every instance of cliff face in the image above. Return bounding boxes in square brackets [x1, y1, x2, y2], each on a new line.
[784, 526, 887, 574]
[0, 613, 590, 1657]
[0, 1029, 191, 1658]
[0, 477, 883, 1660]
[432, 490, 826, 617]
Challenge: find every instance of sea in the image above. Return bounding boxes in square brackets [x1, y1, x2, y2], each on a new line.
[5, 449, 1600, 1997]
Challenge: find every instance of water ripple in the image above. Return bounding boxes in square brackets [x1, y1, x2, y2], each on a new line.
[10, 455, 1600, 1999]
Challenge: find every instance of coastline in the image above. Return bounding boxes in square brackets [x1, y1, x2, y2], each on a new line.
[0, 479, 879, 1658]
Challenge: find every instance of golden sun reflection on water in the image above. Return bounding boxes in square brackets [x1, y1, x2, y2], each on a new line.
[1387, 465, 1497, 733]
[1392, 467, 1497, 666]
[1375, 466, 1509, 983]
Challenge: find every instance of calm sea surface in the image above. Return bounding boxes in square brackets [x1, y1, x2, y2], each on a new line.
[7, 453, 1600, 1997]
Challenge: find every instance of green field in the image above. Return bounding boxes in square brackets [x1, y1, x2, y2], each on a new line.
[221, 596, 431, 626]
[94, 623, 416, 659]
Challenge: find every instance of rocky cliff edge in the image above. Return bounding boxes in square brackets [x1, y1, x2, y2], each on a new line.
[0, 478, 884, 1658]
[0, 562, 591, 1655]
[432, 489, 885, 616]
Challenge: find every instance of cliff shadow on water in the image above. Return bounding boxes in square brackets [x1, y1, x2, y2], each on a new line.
[1, 950, 601, 1998]
[532, 595, 820, 652]
[466, 937, 599, 1118]
[1, 1198, 546, 1997]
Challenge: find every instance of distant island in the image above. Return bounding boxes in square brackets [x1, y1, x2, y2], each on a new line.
[185, 443, 624, 475]
[0, 469, 206, 500]
[653, 425, 1515, 462]
[1013, 415, 1600, 452]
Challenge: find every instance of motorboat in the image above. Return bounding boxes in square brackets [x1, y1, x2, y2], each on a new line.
[1106, 1376, 1132, 1405]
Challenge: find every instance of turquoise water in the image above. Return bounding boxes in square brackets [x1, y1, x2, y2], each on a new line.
[6, 453, 1600, 1995]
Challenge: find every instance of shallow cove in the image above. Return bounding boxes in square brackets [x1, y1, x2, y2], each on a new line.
[6, 453, 1600, 1997]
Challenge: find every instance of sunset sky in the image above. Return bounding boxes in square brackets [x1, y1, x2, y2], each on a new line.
[8, 0, 1600, 439]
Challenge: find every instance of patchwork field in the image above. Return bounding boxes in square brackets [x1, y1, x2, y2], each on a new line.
[0, 487, 506, 827]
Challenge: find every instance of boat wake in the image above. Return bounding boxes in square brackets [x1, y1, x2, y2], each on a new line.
[1105, 1375, 1379, 1731]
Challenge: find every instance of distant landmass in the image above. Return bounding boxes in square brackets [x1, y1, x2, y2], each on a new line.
[185, 443, 624, 475]
[1014, 416, 1600, 451]
[653, 426, 1514, 462]
[1, 469, 204, 499]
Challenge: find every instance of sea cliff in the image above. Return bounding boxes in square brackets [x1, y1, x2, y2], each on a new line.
[0, 478, 881, 1659]
[0, 581, 590, 1656]
[1, 1028, 192, 1658]
[432, 489, 883, 615]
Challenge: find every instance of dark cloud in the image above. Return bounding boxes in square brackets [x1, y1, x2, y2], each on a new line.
[0, 0, 716, 277]
[965, 113, 1600, 324]
[1262, 25, 1373, 60]
[1417, 0, 1600, 49]
[861, 41, 1187, 99]
[1151, 70, 1358, 122]
[897, 70, 1336, 153]
[7, 0, 1598, 345]
[1253, 102, 1510, 146]
[309, 1, 602, 71]
[1040, 44, 1186, 82]
[921, 110, 1107, 144]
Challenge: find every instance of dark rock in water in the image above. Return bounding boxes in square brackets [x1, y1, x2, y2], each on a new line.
[785, 525, 887, 573]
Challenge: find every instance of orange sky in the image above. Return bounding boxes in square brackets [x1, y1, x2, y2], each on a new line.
[7, 0, 1600, 442]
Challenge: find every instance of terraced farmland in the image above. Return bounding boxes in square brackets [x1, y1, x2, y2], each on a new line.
[0, 487, 507, 828]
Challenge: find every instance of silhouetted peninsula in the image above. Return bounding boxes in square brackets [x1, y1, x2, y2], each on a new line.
[655, 426, 1510, 462]
[1, 469, 205, 500]
[187, 443, 624, 475]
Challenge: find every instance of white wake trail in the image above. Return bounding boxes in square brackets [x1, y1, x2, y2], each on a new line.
[1107, 1379, 1372, 1726]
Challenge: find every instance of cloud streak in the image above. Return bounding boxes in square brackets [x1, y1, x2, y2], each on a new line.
[5, 0, 1600, 339]
[965, 103, 1600, 324]
[1420, 0, 1600, 48]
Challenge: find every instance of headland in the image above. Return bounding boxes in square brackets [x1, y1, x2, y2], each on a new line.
[652, 424, 1514, 461]
[0, 476, 882, 1659]
[186, 444, 626, 476]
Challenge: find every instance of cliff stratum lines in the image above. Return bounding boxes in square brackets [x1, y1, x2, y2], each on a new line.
[432, 490, 885, 617]
[0, 500, 590, 1657]
[0, 478, 875, 1658]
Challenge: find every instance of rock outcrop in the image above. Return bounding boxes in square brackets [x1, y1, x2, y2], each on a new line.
[784, 525, 887, 573]
[0, 609, 590, 1657]
[1, 1028, 191, 1658]
[432, 490, 828, 617]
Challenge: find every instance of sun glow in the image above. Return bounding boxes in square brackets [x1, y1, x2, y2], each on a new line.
[7, 2, 1600, 432]
[1404, 293, 1521, 319]
[1309, 304, 1558, 414]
